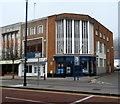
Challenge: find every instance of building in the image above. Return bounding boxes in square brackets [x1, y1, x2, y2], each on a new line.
[0, 23, 22, 76]
[19, 17, 48, 77]
[47, 13, 114, 77]
[1, 13, 114, 77]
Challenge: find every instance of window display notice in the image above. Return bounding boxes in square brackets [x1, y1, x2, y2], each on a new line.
[74, 56, 79, 65]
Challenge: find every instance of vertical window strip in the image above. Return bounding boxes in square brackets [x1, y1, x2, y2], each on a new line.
[82, 21, 88, 54]
[74, 20, 80, 54]
[66, 19, 72, 54]
[56, 20, 64, 54]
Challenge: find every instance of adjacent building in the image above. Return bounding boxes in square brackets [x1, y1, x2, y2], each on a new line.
[0, 23, 22, 76]
[1, 13, 114, 77]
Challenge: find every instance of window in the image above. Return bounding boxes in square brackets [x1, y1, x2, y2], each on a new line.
[82, 20, 88, 54]
[66, 19, 72, 54]
[100, 32, 102, 38]
[74, 20, 80, 54]
[34, 66, 38, 73]
[23, 28, 28, 36]
[96, 30, 98, 36]
[104, 59, 106, 67]
[26, 65, 32, 73]
[107, 37, 109, 41]
[96, 41, 99, 53]
[30, 27, 36, 35]
[38, 25, 43, 34]
[12, 34, 14, 40]
[99, 42, 103, 53]
[56, 20, 64, 54]
[107, 48, 110, 53]
[16, 33, 19, 38]
[104, 44, 106, 54]
[8, 34, 11, 40]
[100, 58, 103, 67]
[26, 39, 42, 53]
[103, 34, 105, 39]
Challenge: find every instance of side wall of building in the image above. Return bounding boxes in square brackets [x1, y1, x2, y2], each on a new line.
[94, 21, 114, 74]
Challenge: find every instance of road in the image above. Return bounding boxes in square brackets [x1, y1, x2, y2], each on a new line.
[1, 87, 119, 104]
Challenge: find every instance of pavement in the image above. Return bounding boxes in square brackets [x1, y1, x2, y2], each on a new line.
[0, 71, 120, 97]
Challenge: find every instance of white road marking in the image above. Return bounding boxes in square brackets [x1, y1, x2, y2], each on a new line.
[5, 97, 54, 104]
[5, 96, 44, 103]
[70, 95, 95, 104]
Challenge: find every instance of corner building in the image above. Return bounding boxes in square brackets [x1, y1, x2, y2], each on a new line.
[19, 13, 114, 77]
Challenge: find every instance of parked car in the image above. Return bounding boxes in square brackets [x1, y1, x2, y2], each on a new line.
[114, 65, 120, 71]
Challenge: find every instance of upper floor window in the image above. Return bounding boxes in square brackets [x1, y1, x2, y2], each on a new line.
[23, 28, 28, 36]
[103, 34, 105, 39]
[12, 34, 14, 40]
[96, 30, 98, 36]
[104, 43, 106, 54]
[38, 25, 43, 34]
[107, 37, 109, 41]
[30, 27, 36, 35]
[8, 34, 11, 40]
[99, 42, 103, 53]
[96, 40, 99, 53]
[100, 32, 102, 38]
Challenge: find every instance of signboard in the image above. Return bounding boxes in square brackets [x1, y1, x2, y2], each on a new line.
[74, 56, 79, 65]
[35, 53, 42, 58]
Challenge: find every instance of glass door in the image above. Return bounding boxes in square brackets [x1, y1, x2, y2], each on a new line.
[56, 62, 65, 75]
[81, 61, 89, 74]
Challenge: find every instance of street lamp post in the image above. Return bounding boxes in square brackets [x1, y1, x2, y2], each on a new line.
[23, 0, 28, 86]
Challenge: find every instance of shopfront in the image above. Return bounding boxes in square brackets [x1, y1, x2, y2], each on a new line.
[18, 58, 47, 77]
[54, 55, 96, 77]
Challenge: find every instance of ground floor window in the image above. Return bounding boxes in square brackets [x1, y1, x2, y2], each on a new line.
[34, 64, 44, 76]
[26, 65, 32, 73]
[81, 61, 89, 74]
[55, 56, 96, 76]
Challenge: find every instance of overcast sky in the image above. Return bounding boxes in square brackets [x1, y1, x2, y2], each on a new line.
[0, 0, 119, 39]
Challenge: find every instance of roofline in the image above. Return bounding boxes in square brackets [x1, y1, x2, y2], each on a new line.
[22, 17, 48, 25]
[1, 13, 113, 34]
[1, 22, 23, 28]
[91, 17, 113, 34]
[48, 13, 113, 34]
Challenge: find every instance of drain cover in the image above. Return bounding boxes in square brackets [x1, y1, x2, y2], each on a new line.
[92, 88, 101, 90]
[47, 85, 53, 88]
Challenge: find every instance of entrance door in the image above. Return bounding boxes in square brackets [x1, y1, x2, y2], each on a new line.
[66, 61, 73, 76]
[81, 61, 89, 74]
[56, 62, 64, 75]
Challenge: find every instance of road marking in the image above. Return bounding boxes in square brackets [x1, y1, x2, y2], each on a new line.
[1, 87, 119, 99]
[5, 97, 53, 104]
[70, 95, 95, 104]
[5, 97, 42, 103]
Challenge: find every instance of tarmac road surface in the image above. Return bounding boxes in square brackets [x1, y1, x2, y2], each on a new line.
[1, 87, 119, 104]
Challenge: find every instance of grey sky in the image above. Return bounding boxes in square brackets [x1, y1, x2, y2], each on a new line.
[0, 1, 118, 39]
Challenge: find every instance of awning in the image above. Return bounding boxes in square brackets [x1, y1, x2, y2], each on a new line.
[20, 58, 47, 63]
[0, 60, 20, 64]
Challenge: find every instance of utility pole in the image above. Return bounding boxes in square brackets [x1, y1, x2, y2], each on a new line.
[23, 0, 28, 86]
